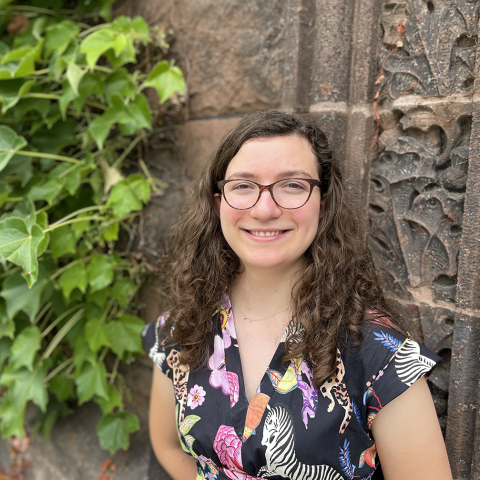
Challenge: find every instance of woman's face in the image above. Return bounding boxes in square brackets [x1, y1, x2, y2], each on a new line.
[215, 135, 323, 274]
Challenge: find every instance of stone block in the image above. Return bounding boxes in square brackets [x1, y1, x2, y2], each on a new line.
[178, 117, 242, 181]
[114, 0, 311, 118]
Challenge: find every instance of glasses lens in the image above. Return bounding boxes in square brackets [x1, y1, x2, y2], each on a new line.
[273, 179, 311, 208]
[223, 180, 259, 209]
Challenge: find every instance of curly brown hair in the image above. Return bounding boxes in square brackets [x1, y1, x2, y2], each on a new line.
[161, 110, 402, 388]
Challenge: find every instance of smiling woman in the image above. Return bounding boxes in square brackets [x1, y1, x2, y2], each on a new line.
[143, 111, 452, 480]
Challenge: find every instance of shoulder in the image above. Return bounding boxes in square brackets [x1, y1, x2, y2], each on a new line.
[142, 312, 179, 380]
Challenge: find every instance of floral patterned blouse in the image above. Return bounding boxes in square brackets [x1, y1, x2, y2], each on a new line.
[142, 292, 439, 480]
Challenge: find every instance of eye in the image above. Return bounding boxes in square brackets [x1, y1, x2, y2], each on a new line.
[231, 181, 256, 191]
[278, 179, 309, 191]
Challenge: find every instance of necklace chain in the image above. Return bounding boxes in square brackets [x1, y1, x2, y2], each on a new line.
[236, 304, 291, 323]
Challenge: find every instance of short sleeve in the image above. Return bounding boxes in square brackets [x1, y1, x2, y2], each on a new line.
[359, 321, 440, 427]
[142, 312, 175, 381]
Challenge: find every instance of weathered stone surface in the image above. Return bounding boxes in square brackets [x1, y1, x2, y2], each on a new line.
[114, 0, 312, 118]
[178, 117, 242, 181]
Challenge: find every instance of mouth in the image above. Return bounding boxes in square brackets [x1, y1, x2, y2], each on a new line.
[244, 229, 289, 237]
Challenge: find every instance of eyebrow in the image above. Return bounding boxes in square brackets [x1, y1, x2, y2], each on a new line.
[227, 170, 314, 180]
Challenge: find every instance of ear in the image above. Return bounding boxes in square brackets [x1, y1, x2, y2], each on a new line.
[213, 193, 221, 217]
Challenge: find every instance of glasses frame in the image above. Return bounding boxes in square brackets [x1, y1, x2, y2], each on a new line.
[216, 177, 321, 210]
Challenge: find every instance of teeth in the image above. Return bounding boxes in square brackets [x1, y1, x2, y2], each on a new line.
[248, 230, 283, 237]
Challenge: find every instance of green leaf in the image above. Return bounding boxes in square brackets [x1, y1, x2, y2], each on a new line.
[49, 374, 75, 402]
[71, 215, 90, 240]
[0, 362, 49, 412]
[86, 288, 109, 308]
[0, 299, 13, 339]
[0, 42, 42, 80]
[178, 415, 201, 435]
[87, 255, 114, 292]
[85, 317, 112, 353]
[58, 262, 88, 299]
[0, 181, 11, 208]
[111, 278, 136, 307]
[0, 125, 27, 172]
[102, 221, 119, 241]
[29, 178, 63, 205]
[49, 225, 76, 260]
[106, 315, 144, 356]
[36, 212, 49, 256]
[142, 60, 185, 103]
[104, 69, 135, 105]
[33, 398, 73, 440]
[59, 72, 103, 118]
[96, 411, 140, 454]
[107, 173, 150, 217]
[0, 271, 46, 320]
[0, 154, 32, 187]
[0, 0, 15, 7]
[0, 218, 44, 286]
[87, 106, 121, 150]
[66, 62, 85, 96]
[12, 97, 50, 122]
[95, 382, 123, 415]
[0, 336, 12, 369]
[9, 325, 42, 371]
[44, 20, 79, 59]
[76, 361, 109, 404]
[7, 198, 36, 232]
[0, 394, 25, 439]
[30, 118, 76, 155]
[79, 27, 117, 70]
[115, 94, 151, 134]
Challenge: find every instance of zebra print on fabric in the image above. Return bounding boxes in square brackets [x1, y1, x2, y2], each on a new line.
[146, 317, 167, 372]
[395, 339, 436, 386]
[258, 405, 343, 480]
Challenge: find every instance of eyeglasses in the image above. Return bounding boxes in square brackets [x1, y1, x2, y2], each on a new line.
[216, 178, 321, 210]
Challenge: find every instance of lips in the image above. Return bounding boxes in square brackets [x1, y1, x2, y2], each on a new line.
[247, 230, 286, 237]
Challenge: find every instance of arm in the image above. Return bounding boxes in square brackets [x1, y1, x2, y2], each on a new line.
[371, 376, 452, 480]
[149, 366, 198, 480]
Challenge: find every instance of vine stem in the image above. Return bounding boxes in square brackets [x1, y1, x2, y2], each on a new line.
[22, 93, 108, 111]
[16, 150, 84, 165]
[109, 356, 120, 384]
[49, 205, 107, 228]
[45, 358, 75, 383]
[33, 302, 52, 326]
[79, 23, 112, 37]
[99, 347, 109, 363]
[49, 256, 92, 281]
[41, 304, 83, 338]
[42, 308, 85, 359]
[43, 215, 107, 233]
[0, 5, 75, 15]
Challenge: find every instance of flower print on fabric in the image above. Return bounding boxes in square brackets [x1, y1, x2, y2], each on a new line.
[188, 385, 206, 409]
[209, 333, 240, 408]
[258, 405, 343, 480]
[339, 439, 375, 480]
[197, 455, 220, 480]
[319, 349, 353, 434]
[292, 357, 319, 429]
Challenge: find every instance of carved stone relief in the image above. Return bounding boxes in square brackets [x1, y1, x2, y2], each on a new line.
[380, 0, 478, 99]
[369, 0, 477, 435]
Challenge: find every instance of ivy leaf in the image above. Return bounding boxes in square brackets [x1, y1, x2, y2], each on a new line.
[49, 374, 75, 402]
[85, 317, 112, 353]
[8, 198, 36, 232]
[73, 335, 96, 375]
[86, 288, 109, 309]
[102, 221, 119, 241]
[104, 69, 136, 105]
[107, 173, 150, 218]
[12, 97, 50, 122]
[0, 43, 42, 79]
[87, 255, 114, 292]
[95, 382, 123, 415]
[0, 270, 46, 320]
[96, 411, 140, 454]
[66, 62, 86, 96]
[0, 181, 11, 208]
[44, 20, 79, 59]
[79, 27, 118, 70]
[58, 262, 88, 299]
[115, 94, 151, 134]
[0, 218, 44, 286]
[0, 299, 14, 339]
[0, 78, 35, 113]
[88, 106, 120, 150]
[0, 362, 49, 412]
[49, 225, 76, 260]
[75, 361, 109, 404]
[0, 125, 27, 172]
[36, 212, 49, 256]
[9, 325, 42, 371]
[0, 337, 12, 370]
[142, 60, 185, 103]
[0, 394, 25, 439]
[59, 72, 103, 118]
[29, 178, 63, 205]
[111, 278, 136, 307]
[106, 315, 144, 356]
[30, 118, 76, 154]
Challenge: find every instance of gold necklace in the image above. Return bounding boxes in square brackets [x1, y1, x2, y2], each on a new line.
[236, 304, 291, 323]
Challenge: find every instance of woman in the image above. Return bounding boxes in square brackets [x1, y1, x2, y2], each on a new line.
[143, 110, 452, 480]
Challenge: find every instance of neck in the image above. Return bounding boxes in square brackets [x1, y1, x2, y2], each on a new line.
[229, 262, 302, 319]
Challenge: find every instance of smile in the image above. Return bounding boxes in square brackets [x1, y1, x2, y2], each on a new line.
[246, 230, 288, 237]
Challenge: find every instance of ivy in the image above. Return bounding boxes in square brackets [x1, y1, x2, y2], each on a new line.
[0, 0, 185, 453]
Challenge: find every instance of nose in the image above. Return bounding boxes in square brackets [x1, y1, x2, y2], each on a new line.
[249, 189, 282, 220]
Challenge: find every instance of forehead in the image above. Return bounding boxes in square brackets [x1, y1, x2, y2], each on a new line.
[225, 135, 318, 179]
